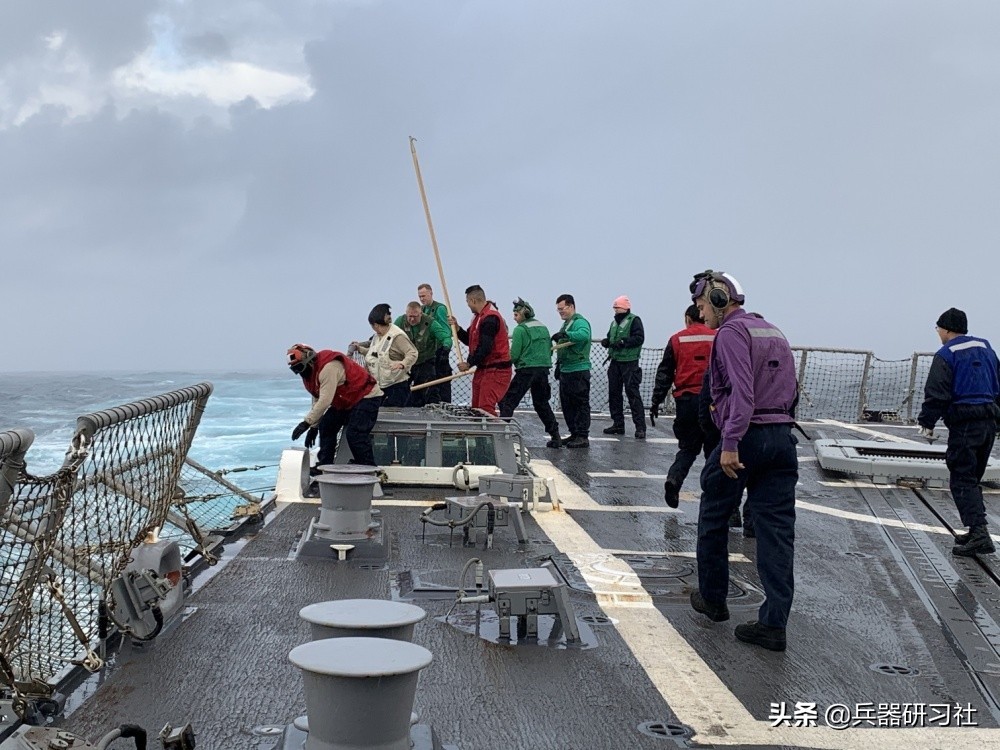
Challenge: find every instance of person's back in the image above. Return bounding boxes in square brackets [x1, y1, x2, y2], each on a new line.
[498, 298, 561, 445]
[652, 305, 716, 508]
[919, 307, 1000, 556]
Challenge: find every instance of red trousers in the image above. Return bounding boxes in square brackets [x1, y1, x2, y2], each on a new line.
[472, 367, 512, 416]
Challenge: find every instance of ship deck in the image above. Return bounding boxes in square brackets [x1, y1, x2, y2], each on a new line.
[60, 415, 1000, 749]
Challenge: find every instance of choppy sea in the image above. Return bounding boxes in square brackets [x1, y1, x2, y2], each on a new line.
[0, 371, 304, 494]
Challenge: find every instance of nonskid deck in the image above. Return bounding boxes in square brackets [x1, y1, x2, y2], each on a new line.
[59, 415, 1000, 749]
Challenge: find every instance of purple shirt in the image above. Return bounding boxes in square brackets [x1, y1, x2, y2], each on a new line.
[709, 309, 798, 452]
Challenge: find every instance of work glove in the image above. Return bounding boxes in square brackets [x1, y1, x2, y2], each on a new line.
[650, 403, 660, 426]
[919, 426, 935, 442]
[551, 331, 567, 343]
[613, 340, 626, 349]
[304, 427, 319, 449]
[600, 337, 610, 348]
[291, 420, 311, 441]
[554, 364, 561, 381]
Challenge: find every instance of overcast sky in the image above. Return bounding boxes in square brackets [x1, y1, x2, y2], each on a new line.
[2, 1, 999, 372]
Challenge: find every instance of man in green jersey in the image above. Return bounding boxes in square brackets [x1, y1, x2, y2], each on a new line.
[498, 298, 562, 448]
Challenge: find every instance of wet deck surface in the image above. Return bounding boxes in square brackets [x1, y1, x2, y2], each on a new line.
[60, 415, 1000, 749]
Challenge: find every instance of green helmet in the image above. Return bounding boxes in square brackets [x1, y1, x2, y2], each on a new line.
[512, 297, 535, 319]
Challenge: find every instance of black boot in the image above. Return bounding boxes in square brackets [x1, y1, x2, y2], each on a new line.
[953, 525, 995, 557]
[690, 591, 729, 622]
[663, 479, 680, 509]
[603, 424, 625, 435]
[546, 432, 562, 449]
[735, 620, 786, 651]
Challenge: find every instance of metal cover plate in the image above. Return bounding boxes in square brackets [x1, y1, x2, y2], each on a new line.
[489, 567, 559, 591]
[814, 438, 1000, 481]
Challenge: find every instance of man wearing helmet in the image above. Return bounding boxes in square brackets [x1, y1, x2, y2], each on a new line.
[687, 271, 799, 653]
[498, 298, 562, 448]
[287, 344, 383, 467]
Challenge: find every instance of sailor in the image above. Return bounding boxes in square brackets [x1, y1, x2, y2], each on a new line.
[600, 295, 647, 439]
[418, 283, 453, 403]
[688, 271, 798, 652]
[448, 285, 512, 416]
[498, 298, 562, 447]
[287, 343, 383, 467]
[651, 304, 715, 507]
[918, 307, 1000, 557]
[551, 294, 592, 448]
[352, 304, 418, 408]
[395, 301, 453, 406]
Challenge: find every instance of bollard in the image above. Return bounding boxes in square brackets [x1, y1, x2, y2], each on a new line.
[317, 464, 383, 498]
[299, 600, 426, 642]
[314, 475, 380, 538]
[288, 637, 432, 750]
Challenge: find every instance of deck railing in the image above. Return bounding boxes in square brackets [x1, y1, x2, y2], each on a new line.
[433, 344, 937, 424]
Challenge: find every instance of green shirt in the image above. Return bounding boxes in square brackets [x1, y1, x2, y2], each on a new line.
[511, 319, 553, 369]
[394, 314, 452, 365]
[556, 313, 592, 372]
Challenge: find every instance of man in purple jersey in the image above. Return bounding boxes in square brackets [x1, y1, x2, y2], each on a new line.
[687, 270, 799, 652]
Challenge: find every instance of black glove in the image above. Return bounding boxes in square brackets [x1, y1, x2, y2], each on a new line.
[554, 363, 561, 381]
[291, 420, 311, 441]
[600, 337, 610, 348]
[551, 331, 567, 343]
[650, 403, 660, 426]
[613, 340, 626, 349]
[304, 427, 319, 449]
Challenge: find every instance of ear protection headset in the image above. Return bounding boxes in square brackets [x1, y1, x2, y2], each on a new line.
[690, 270, 744, 310]
[707, 279, 732, 309]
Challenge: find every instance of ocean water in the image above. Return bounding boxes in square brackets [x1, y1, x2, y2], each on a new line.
[0, 371, 306, 493]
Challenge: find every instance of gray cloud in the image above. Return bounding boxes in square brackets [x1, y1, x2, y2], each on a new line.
[2, 1, 1000, 373]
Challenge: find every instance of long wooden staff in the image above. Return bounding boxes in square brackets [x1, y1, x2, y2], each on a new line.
[409, 369, 475, 393]
[409, 137, 465, 366]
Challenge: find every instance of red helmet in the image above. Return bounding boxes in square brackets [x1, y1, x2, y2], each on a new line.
[287, 344, 317, 374]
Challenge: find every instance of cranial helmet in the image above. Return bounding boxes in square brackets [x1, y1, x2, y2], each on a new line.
[287, 344, 317, 374]
[690, 270, 745, 308]
[512, 297, 535, 319]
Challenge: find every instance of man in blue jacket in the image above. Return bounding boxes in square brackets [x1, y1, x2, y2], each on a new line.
[918, 308, 1000, 557]
[688, 270, 799, 653]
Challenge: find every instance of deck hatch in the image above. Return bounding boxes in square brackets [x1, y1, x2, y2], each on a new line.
[815, 438, 1000, 483]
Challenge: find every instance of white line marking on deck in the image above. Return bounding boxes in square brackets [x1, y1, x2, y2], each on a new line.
[815, 419, 920, 444]
[531, 460, 998, 748]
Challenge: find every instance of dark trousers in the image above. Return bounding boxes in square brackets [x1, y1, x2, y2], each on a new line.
[407, 360, 438, 407]
[559, 370, 591, 437]
[667, 393, 715, 486]
[498, 367, 560, 436]
[382, 382, 409, 407]
[946, 418, 997, 528]
[608, 359, 646, 430]
[697, 423, 798, 628]
[316, 396, 382, 467]
[434, 347, 452, 403]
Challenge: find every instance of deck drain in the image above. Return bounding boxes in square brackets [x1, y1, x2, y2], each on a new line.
[357, 563, 384, 571]
[637, 721, 691, 739]
[870, 663, 919, 676]
[844, 551, 872, 558]
[580, 615, 614, 625]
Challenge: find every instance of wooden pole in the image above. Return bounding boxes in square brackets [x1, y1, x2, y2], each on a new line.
[409, 369, 475, 392]
[409, 137, 465, 365]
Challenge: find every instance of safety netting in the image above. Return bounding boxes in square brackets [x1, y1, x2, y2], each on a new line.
[441, 345, 937, 424]
[0, 384, 215, 716]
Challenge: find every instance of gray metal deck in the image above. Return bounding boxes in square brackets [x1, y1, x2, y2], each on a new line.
[58, 416, 1000, 749]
